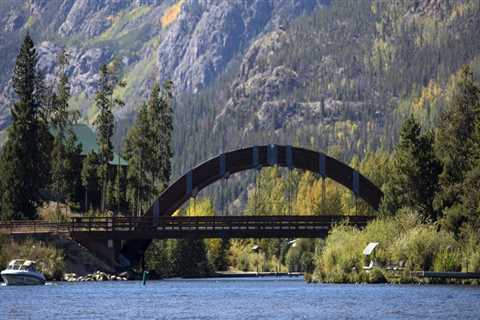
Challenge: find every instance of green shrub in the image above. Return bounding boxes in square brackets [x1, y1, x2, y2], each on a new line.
[304, 272, 313, 283]
[467, 251, 480, 273]
[228, 240, 253, 271]
[312, 209, 476, 283]
[237, 251, 251, 271]
[361, 209, 422, 266]
[317, 225, 363, 276]
[368, 268, 387, 283]
[392, 225, 457, 271]
[459, 225, 480, 272]
[145, 239, 176, 277]
[206, 239, 230, 271]
[323, 270, 349, 283]
[286, 239, 316, 272]
[433, 247, 462, 272]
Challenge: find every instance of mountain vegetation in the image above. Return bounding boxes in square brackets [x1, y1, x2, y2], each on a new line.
[169, 0, 480, 213]
[0, 34, 174, 221]
[124, 81, 174, 216]
[0, 0, 479, 280]
[0, 33, 52, 219]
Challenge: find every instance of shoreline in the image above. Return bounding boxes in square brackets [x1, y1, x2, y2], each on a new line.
[210, 271, 304, 278]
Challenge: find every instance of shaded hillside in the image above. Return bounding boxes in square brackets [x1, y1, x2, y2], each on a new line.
[0, 0, 326, 130]
[0, 0, 479, 212]
[168, 0, 480, 211]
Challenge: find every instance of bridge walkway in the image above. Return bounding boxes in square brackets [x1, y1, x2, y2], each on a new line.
[0, 215, 375, 240]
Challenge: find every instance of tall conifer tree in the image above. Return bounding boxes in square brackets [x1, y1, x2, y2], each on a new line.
[49, 49, 81, 209]
[94, 64, 114, 212]
[125, 103, 152, 215]
[94, 61, 124, 212]
[434, 66, 480, 212]
[148, 80, 174, 196]
[435, 66, 480, 231]
[0, 33, 51, 219]
[81, 151, 99, 211]
[382, 115, 441, 220]
[159, 80, 174, 190]
[124, 81, 174, 214]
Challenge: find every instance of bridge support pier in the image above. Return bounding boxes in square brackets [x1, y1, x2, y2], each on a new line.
[73, 235, 124, 269]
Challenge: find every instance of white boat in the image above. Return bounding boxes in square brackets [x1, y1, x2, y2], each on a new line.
[1, 259, 46, 285]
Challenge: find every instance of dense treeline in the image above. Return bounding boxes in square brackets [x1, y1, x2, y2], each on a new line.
[200, 65, 480, 279]
[165, 0, 480, 213]
[151, 64, 480, 278]
[1, 1, 480, 280]
[0, 34, 174, 220]
[312, 66, 480, 282]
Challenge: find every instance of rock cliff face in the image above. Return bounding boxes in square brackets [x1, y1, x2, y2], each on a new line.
[156, 0, 320, 93]
[0, 0, 326, 130]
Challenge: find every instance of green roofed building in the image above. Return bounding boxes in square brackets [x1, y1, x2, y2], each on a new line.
[49, 123, 128, 212]
[52, 124, 127, 166]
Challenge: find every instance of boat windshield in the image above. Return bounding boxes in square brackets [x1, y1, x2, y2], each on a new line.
[22, 261, 38, 272]
[7, 260, 23, 270]
[6, 260, 37, 271]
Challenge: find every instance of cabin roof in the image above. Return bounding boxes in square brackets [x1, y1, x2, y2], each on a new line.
[52, 124, 128, 166]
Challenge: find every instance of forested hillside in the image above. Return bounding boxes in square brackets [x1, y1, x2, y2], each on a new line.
[1, 0, 480, 281]
[171, 0, 480, 211]
[0, 0, 479, 212]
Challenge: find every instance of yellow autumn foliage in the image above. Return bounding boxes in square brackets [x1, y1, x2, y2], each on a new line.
[185, 197, 215, 216]
[411, 80, 443, 115]
[161, 0, 185, 28]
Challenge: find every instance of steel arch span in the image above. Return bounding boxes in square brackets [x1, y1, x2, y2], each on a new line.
[120, 144, 383, 266]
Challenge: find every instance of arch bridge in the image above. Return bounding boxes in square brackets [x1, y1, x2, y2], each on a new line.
[116, 144, 383, 267]
[0, 145, 383, 268]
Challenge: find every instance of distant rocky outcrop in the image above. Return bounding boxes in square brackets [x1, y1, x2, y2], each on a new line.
[156, 0, 322, 93]
[37, 41, 114, 97]
[216, 29, 314, 133]
[0, 0, 325, 130]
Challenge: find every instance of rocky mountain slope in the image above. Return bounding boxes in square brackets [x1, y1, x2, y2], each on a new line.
[0, 0, 479, 211]
[0, 0, 326, 130]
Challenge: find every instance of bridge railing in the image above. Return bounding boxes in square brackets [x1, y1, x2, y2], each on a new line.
[69, 215, 373, 233]
[0, 215, 374, 235]
[0, 220, 70, 235]
[71, 216, 154, 232]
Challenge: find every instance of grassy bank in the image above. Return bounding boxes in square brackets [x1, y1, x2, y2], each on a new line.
[310, 210, 480, 284]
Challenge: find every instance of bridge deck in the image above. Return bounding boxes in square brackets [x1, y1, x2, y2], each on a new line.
[0, 220, 70, 235]
[0, 215, 374, 240]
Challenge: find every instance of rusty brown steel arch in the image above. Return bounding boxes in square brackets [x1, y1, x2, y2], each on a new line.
[120, 145, 383, 266]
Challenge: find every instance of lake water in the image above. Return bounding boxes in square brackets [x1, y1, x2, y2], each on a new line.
[1, 277, 479, 319]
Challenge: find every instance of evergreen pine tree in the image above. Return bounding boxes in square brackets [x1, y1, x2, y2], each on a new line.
[124, 103, 152, 215]
[64, 131, 82, 205]
[146, 81, 174, 198]
[437, 66, 480, 232]
[81, 151, 99, 211]
[173, 239, 210, 277]
[158, 80, 174, 191]
[0, 33, 52, 219]
[434, 66, 480, 213]
[94, 64, 113, 212]
[124, 81, 174, 214]
[381, 115, 442, 220]
[94, 62, 125, 212]
[146, 83, 162, 197]
[49, 49, 81, 209]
